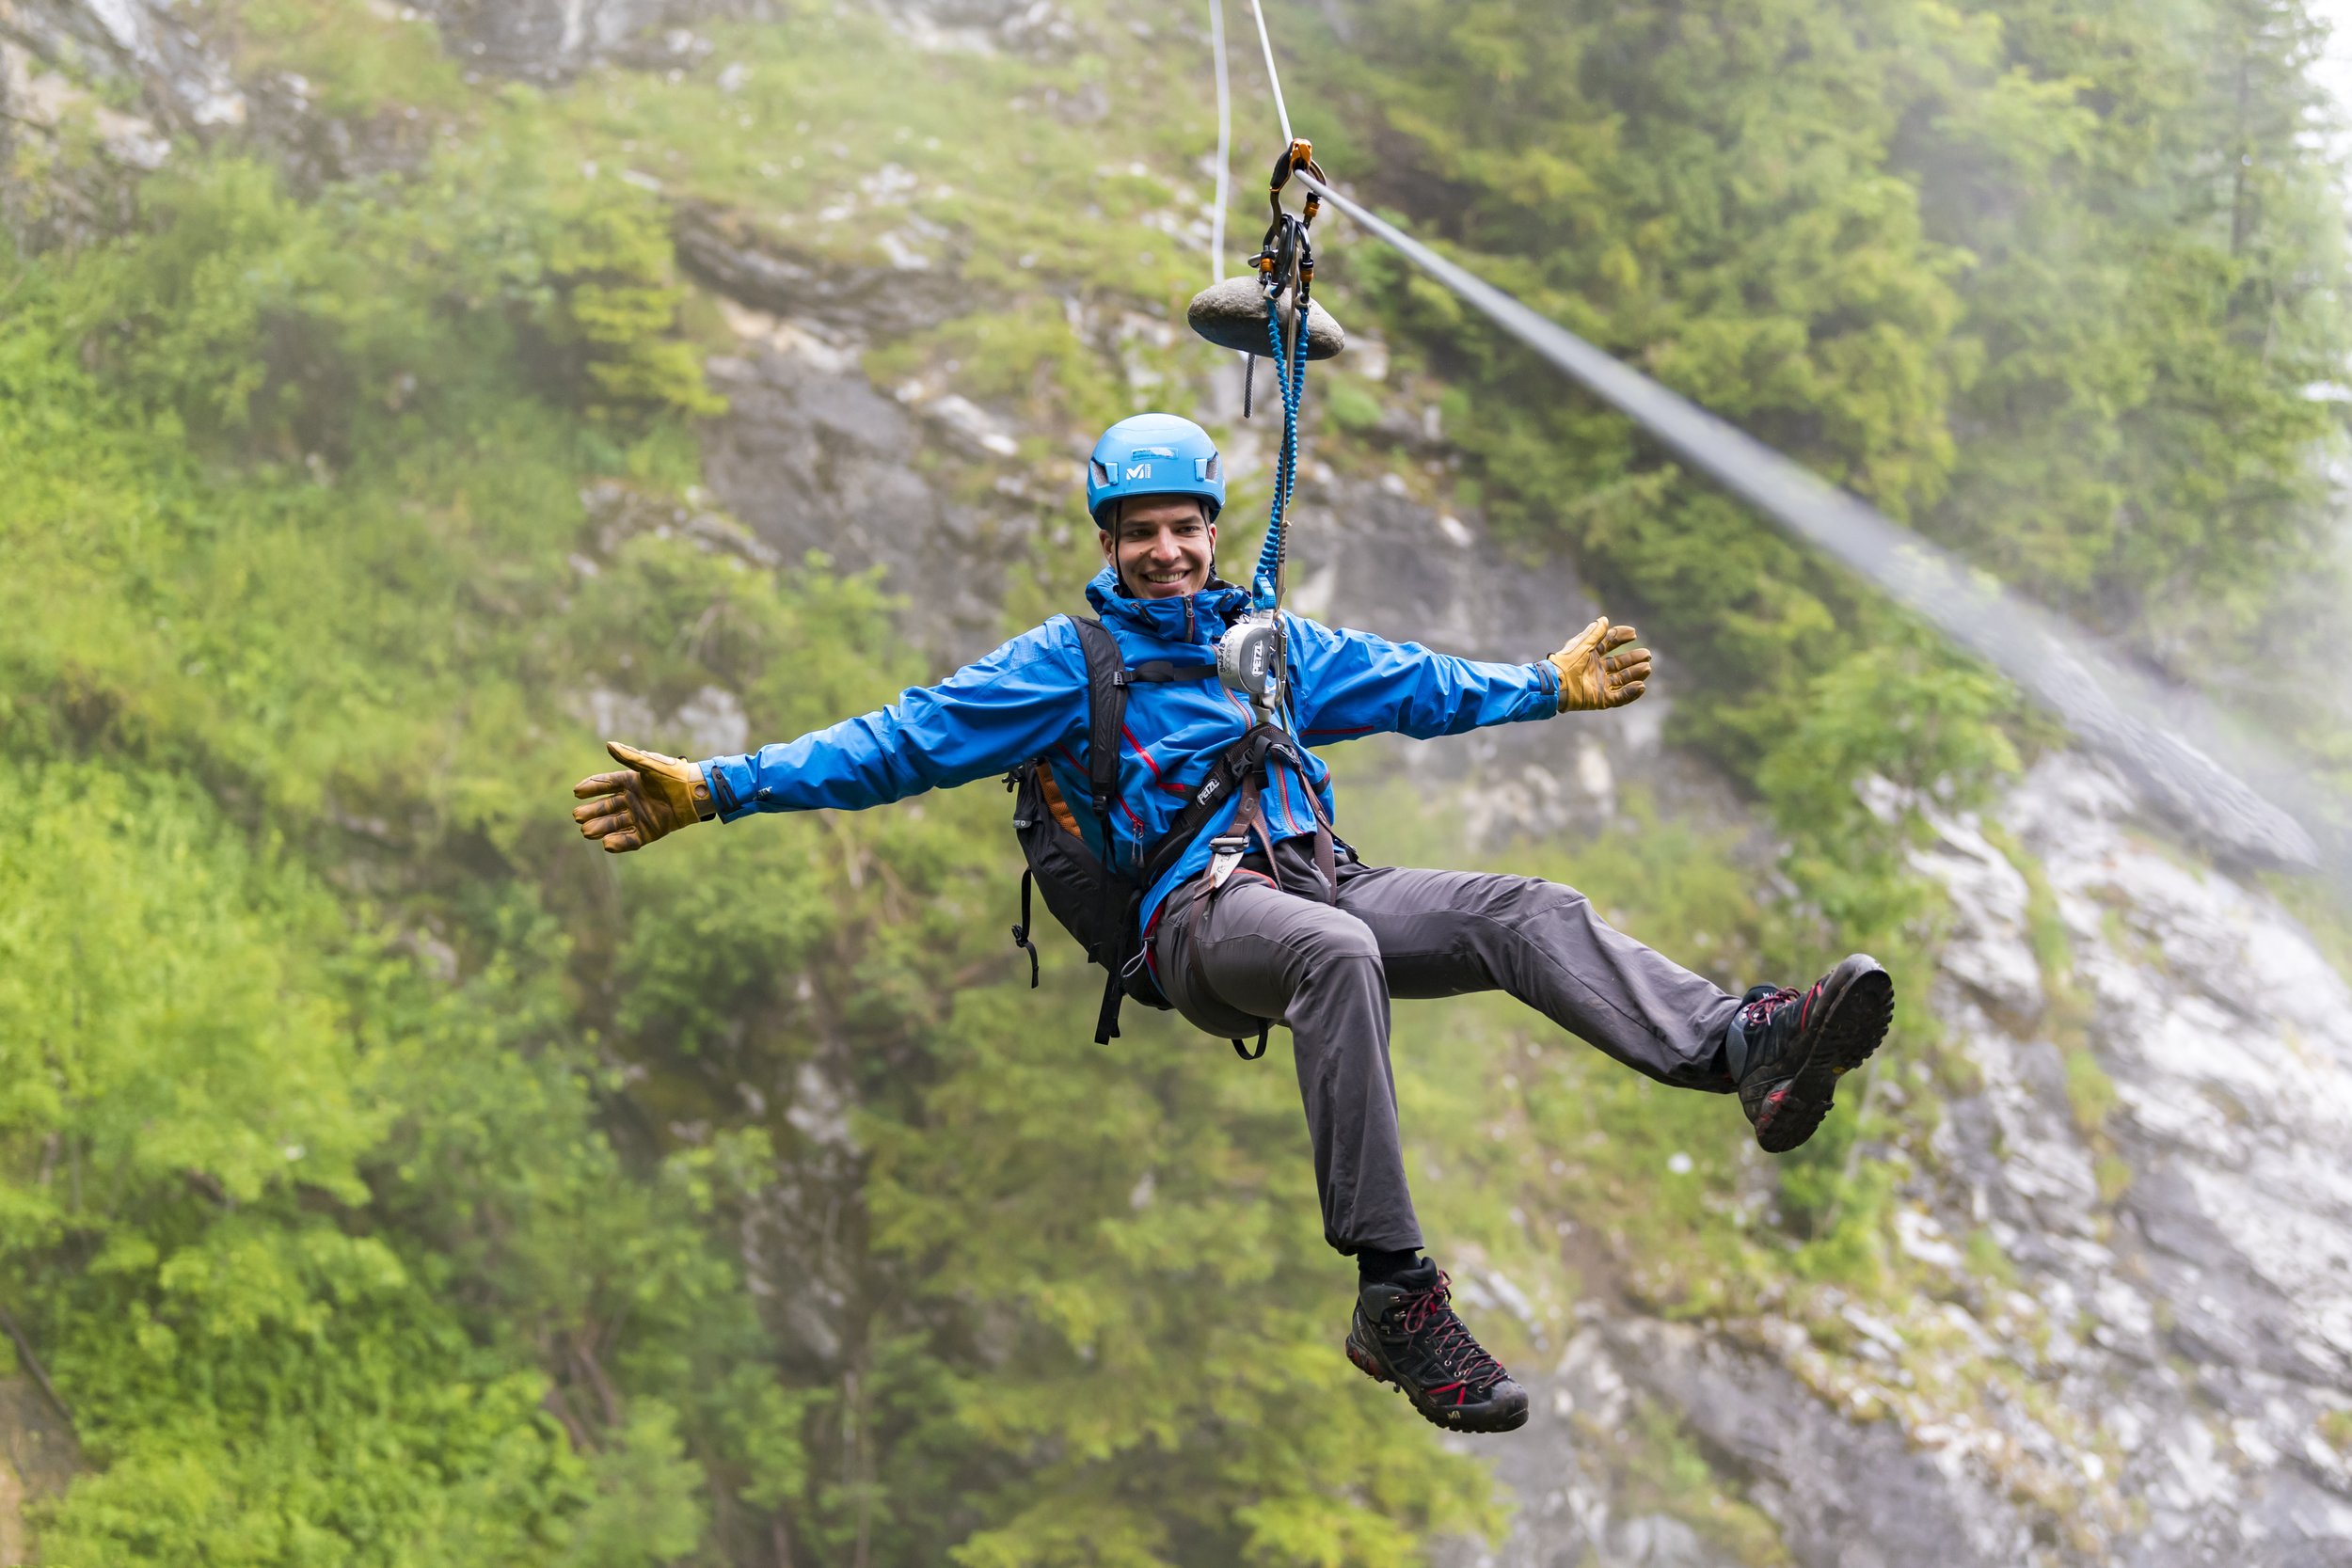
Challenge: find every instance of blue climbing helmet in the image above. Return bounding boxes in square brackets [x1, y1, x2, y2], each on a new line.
[1086, 413, 1224, 528]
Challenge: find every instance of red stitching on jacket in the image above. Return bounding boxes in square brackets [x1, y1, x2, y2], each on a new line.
[1121, 722, 1196, 797]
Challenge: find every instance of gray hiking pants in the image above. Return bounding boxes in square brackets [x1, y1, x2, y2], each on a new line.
[1151, 846, 1740, 1256]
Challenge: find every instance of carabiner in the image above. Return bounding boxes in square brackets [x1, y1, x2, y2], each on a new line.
[1256, 139, 1324, 304]
[1265, 137, 1325, 228]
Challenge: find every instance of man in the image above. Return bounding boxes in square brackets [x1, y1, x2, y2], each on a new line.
[572, 412, 1895, 1435]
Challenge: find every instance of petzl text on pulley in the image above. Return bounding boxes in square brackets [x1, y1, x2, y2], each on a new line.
[1187, 277, 1345, 359]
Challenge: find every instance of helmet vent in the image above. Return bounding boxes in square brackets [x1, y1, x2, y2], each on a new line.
[1197, 454, 1221, 483]
[1089, 458, 1113, 486]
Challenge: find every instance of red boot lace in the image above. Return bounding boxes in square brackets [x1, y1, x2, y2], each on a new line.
[1740, 985, 1802, 1033]
[1393, 1271, 1505, 1394]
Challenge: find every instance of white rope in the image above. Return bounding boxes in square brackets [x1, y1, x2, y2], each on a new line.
[1247, 0, 1293, 147]
[1209, 0, 1231, 282]
[1293, 168, 2327, 876]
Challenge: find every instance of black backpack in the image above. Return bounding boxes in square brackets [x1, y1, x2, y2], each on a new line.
[1006, 614, 1302, 1049]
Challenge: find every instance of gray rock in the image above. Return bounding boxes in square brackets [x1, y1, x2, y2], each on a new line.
[399, 0, 763, 79]
[1187, 275, 1346, 360]
[675, 201, 971, 338]
[699, 341, 1025, 658]
[0, 0, 244, 133]
[1613, 1318, 2031, 1567]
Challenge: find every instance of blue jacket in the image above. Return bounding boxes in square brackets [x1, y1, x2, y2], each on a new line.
[700, 567, 1562, 934]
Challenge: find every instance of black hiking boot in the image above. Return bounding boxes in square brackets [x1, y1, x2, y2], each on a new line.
[1345, 1261, 1529, 1433]
[1727, 954, 1895, 1154]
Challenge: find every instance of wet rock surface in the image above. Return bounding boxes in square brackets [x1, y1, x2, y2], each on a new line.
[401, 0, 763, 78]
[1459, 757, 2352, 1567]
[699, 326, 1033, 655]
[675, 201, 971, 337]
[0, 0, 244, 135]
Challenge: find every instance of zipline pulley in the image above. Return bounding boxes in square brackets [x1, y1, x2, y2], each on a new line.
[1243, 137, 1322, 420]
[1176, 138, 1340, 729]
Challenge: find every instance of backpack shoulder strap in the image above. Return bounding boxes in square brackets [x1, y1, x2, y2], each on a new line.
[1067, 615, 1140, 1047]
[1067, 615, 1128, 824]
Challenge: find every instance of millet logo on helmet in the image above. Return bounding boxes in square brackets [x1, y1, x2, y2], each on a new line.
[1087, 413, 1227, 526]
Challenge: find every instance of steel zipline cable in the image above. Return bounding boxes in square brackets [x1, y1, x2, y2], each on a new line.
[1208, 0, 1231, 282]
[1235, 6, 2341, 881]
[1247, 0, 1294, 148]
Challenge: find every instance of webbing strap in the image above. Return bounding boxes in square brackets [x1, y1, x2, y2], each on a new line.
[1232, 774, 1282, 883]
[1095, 964, 1128, 1045]
[1136, 722, 1303, 895]
[1012, 868, 1040, 988]
[1070, 617, 1127, 825]
[1052, 626, 1335, 1046]
[1070, 616, 1131, 972]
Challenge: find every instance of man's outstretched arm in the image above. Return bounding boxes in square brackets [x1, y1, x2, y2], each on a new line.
[573, 621, 1088, 853]
[1284, 614, 1650, 744]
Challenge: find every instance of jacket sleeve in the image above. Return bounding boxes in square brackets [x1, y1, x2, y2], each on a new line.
[699, 621, 1087, 818]
[1285, 614, 1560, 744]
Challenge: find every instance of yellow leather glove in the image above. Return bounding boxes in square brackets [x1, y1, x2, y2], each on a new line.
[1549, 617, 1652, 711]
[571, 740, 717, 853]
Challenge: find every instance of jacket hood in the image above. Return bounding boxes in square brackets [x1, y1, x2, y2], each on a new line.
[1084, 565, 1252, 646]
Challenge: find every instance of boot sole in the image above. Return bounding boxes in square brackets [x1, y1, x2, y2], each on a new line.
[1344, 1333, 1531, 1433]
[1754, 956, 1894, 1154]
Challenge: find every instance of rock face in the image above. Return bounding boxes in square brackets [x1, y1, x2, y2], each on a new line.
[1980, 758, 2352, 1560]
[1279, 464, 1756, 849]
[695, 288, 1042, 656]
[401, 0, 764, 78]
[1455, 756, 2352, 1567]
[0, 0, 244, 134]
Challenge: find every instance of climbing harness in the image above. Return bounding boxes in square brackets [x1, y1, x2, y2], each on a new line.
[1004, 614, 1327, 1059]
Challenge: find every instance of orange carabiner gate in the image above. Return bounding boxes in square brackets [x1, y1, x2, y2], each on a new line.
[1257, 139, 1327, 295]
[1264, 138, 1325, 230]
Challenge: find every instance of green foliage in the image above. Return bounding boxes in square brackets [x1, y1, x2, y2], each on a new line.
[0, 132, 824, 1561]
[546, 187, 728, 421]
[1316, 0, 1984, 775]
[1920, 0, 2345, 640]
[1319, 0, 2344, 744]
[228, 0, 470, 118]
[866, 989, 1495, 1567]
[0, 36, 1510, 1558]
[8, 0, 2344, 1559]
[2062, 1048, 2120, 1134]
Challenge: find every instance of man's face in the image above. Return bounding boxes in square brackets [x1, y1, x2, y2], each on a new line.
[1100, 495, 1216, 598]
